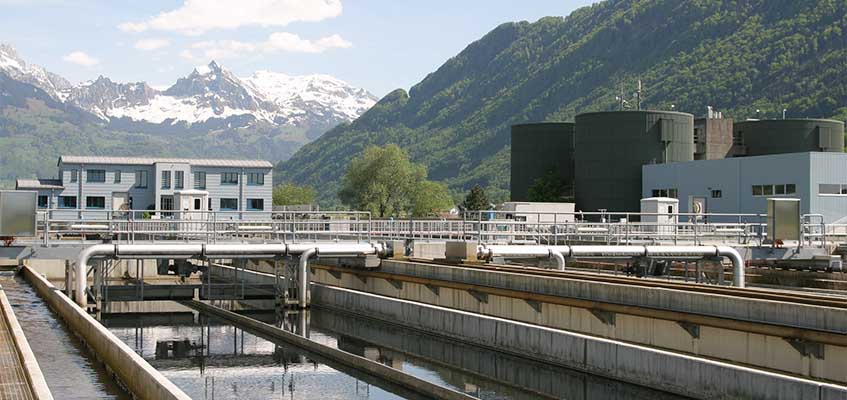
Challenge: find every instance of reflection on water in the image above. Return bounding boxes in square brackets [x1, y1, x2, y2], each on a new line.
[104, 310, 404, 400]
[103, 306, 689, 400]
[1, 275, 129, 399]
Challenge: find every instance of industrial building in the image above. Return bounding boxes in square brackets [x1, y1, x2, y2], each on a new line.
[16, 155, 273, 218]
[511, 110, 847, 218]
[574, 110, 694, 212]
[693, 113, 740, 160]
[643, 152, 847, 223]
[510, 122, 574, 201]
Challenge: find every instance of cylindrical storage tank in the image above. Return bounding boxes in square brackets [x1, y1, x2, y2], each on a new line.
[510, 122, 575, 201]
[734, 119, 845, 156]
[574, 110, 694, 213]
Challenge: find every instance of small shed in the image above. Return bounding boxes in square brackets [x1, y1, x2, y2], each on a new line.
[640, 197, 679, 234]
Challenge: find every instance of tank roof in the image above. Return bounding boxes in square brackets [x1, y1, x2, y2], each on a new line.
[512, 122, 575, 128]
[575, 110, 694, 119]
[735, 118, 844, 125]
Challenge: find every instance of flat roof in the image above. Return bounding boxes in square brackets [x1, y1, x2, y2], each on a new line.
[58, 155, 273, 168]
[15, 179, 63, 190]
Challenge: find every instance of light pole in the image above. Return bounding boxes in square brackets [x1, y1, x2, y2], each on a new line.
[782, 109, 787, 119]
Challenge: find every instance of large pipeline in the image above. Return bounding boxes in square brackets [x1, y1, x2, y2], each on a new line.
[478, 245, 745, 288]
[75, 243, 384, 307]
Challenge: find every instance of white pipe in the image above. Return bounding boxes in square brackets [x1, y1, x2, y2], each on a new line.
[74, 242, 385, 307]
[298, 248, 316, 309]
[75, 244, 115, 306]
[479, 245, 745, 288]
[548, 249, 566, 271]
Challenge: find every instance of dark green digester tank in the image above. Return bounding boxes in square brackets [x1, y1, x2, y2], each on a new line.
[574, 110, 694, 213]
[733, 119, 845, 156]
[510, 122, 575, 201]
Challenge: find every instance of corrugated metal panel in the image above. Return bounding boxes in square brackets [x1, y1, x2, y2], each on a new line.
[59, 155, 273, 168]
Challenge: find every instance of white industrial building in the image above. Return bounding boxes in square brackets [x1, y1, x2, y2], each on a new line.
[642, 152, 847, 223]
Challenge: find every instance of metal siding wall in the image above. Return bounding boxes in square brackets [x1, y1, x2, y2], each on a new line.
[809, 153, 847, 222]
[644, 154, 815, 220]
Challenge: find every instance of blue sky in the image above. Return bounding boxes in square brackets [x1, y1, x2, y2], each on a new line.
[1, 0, 596, 97]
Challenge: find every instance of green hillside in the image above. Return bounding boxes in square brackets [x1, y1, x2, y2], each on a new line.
[276, 0, 847, 205]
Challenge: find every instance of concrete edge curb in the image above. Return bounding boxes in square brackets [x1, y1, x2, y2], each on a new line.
[21, 266, 191, 400]
[0, 287, 53, 400]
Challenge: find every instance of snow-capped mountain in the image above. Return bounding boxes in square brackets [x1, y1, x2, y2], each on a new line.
[73, 60, 376, 128]
[0, 44, 71, 100]
[1, 43, 376, 128]
[244, 70, 377, 123]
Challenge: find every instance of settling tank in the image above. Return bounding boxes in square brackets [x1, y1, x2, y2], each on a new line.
[734, 119, 845, 156]
[510, 122, 575, 201]
[574, 110, 694, 213]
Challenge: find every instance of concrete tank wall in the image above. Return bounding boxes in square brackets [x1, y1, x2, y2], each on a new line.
[510, 123, 575, 202]
[735, 119, 845, 156]
[574, 111, 694, 212]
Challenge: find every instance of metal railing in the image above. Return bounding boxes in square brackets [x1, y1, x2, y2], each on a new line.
[31, 208, 847, 247]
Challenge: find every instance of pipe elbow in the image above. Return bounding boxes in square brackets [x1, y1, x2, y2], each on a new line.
[548, 249, 566, 271]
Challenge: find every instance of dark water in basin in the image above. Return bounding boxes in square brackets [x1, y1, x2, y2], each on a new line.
[0, 275, 129, 399]
[101, 305, 689, 400]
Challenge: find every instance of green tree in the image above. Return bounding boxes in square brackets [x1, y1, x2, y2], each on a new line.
[527, 170, 572, 202]
[411, 180, 454, 217]
[339, 144, 429, 217]
[273, 182, 316, 206]
[462, 184, 490, 211]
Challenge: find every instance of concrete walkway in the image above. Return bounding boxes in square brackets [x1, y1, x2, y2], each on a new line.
[0, 289, 35, 400]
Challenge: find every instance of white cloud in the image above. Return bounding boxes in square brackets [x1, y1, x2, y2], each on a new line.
[134, 38, 171, 51]
[62, 51, 99, 66]
[181, 32, 351, 60]
[118, 0, 343, 35]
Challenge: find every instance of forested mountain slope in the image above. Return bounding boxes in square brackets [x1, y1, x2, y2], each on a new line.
[276, 0, 847, 204]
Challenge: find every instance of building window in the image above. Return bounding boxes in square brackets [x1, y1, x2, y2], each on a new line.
[194, 172, 206, 190]
[762, 185, 774, 196]
[819, 184, 847, 195]
[220, 198, 238, 210]
[711, 190, 722, 199]
[135, 170, 148, 188]
[247, 198, 264, 211]
[59, 196, 77, 209]
[161, 171, 171, 189]
[247, 172, 264, 186]
[175, 171, 184, 189]
[222, 172, 239, 185]
[754, 184, 798, 197]
[732, 130, 744, 146]
[86, 196, 105, 209]
[70, 169, 78, 183]
[160, 195, 174, 210]
[37, 195, 48, 208]
[651, 188, 678, 198]
[87, 169, 105, 183]
[114, 171, 121, 184]
[208, 198, 212, 211]
[693, 128, 702, 144]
